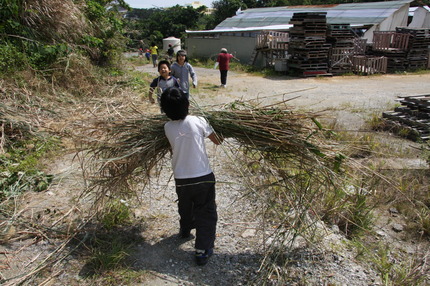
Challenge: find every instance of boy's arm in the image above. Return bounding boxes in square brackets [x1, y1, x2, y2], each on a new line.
[208, 132, 223, 145]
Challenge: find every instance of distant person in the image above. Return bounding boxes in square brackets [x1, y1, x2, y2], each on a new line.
[150, 43, 159, 68]
[160, 86, 223, 266]
[138, 40, 145, 59]
[144, 48, 151, 62]
[167, 44, 174, 62]
[171, 49, 197, 96]
[214, 48, 238, 88]
[148, 60, 180, 107]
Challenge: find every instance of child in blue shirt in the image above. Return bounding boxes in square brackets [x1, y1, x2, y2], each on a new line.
[148, 60, 180, 105]
[170, 50, 197, 95]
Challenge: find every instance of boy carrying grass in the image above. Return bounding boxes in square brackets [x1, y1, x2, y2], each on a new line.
[160, 87, 223, 266]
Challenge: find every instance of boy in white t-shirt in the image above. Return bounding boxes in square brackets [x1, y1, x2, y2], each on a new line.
[160, 87, 223, 266]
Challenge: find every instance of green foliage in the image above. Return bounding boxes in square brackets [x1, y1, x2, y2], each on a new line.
[0, 43, 26, 73]
[87, 235, 132, 273]
[0, 0, 24, 34]
[123, 5, 207, 48]
[319, 183, 374, 238]
[28, 43, 70, 70]
[354, 240, 428, 285]
[0, 0, 128, 73]
[211, 0, 246, 28]
[101, 199, 132, 230]
[0, 170, 54, 199]
[0, 136, 59, 201]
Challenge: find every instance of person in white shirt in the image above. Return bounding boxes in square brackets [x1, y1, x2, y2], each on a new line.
[160, 87, 223, 266]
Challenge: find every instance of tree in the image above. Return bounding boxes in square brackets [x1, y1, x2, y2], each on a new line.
[210, 0, 245, 28]
[123, 5, 207, 48]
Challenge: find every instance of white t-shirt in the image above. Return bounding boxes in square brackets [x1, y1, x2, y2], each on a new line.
[164, 115, 214, 179]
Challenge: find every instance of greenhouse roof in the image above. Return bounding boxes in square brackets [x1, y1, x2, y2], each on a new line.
[187, 0, 412, 33]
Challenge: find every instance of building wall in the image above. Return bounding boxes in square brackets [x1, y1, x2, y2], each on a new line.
[185, 34, 257, 63]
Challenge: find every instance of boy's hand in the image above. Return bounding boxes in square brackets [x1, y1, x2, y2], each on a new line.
[149, 97, 155, 104]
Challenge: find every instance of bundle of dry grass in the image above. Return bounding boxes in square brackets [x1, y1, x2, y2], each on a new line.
[84, 100, 332, 206]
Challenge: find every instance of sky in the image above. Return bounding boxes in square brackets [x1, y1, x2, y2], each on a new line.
[124, 0, 213, 9]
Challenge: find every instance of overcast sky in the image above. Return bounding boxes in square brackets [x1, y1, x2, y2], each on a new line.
[124, 0, 213, 9]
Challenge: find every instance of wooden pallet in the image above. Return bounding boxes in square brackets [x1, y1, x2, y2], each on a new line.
[382, 94, 430, 141]
[351, 55, 387, 74]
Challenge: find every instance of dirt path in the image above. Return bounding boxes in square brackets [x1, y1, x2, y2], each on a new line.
[139, 64, 430, 130]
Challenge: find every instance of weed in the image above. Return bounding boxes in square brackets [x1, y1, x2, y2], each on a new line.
[366, 113, 384, 130]
[86, 234, 132, 274]
[353, 240, 428, 285]
[100, 199, 132, 230]
[0, 136, 60, 201]
[92, 269, 149, 285]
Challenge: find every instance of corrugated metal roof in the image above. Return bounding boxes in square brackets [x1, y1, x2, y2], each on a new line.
[217, 0, 411, 28]
[187, 0, 412, 33]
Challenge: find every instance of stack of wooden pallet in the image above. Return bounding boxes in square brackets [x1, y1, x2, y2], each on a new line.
[396, 27, 430, 70]
[372, 28, 430, 72]
[382, 94, 430, 141]
[327, 23, 355, 74]
[288, 12, 330, 77]
[371, 31, 409, 72]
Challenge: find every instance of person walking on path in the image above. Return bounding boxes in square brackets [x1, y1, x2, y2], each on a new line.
[214, 48, 238, 88]
[138, 40, 145, 59]
[167, 44, 174, 63]
[150, 43, 159, 68]
[148, 60, 180, 107]
[144, 48, 151, 62]
[160, 86, 223, 266]
[170, 49, 197, 96]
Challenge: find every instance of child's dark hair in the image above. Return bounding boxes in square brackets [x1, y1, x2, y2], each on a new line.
[160, 87, 189, 120]
[176, 50, 188, 62]
[158, 60, 171, 71]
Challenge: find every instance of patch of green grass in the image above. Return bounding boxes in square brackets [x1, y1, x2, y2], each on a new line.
[352, 240, 428, 285]
[93, 269, 150, 285]
[0, 136, 60, 201]
[366, 113, 384, 130]
[101, 199, 132, 230]
[87, 235, 132, 273]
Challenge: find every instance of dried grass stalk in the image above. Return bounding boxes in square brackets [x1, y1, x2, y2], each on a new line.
[83, 101, 330, 207]
[22, 0, 89, 42]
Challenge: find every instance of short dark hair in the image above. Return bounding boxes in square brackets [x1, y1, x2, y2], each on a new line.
[158, 60, 171, 71]
[160, 87, 189, 120]
[176, 51, 188, 63]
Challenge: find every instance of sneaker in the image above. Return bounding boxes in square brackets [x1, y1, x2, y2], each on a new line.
[195, 249, 213, 266]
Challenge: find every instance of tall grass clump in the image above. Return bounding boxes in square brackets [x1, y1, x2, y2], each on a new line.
[0, 0, 128, 76]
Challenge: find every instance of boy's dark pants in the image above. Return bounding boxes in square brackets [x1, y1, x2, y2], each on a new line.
[175, 173, 218, 250]
[220, 70, 228, 85]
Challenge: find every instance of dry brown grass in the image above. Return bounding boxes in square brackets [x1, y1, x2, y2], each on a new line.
[22, 0, 90, 42]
